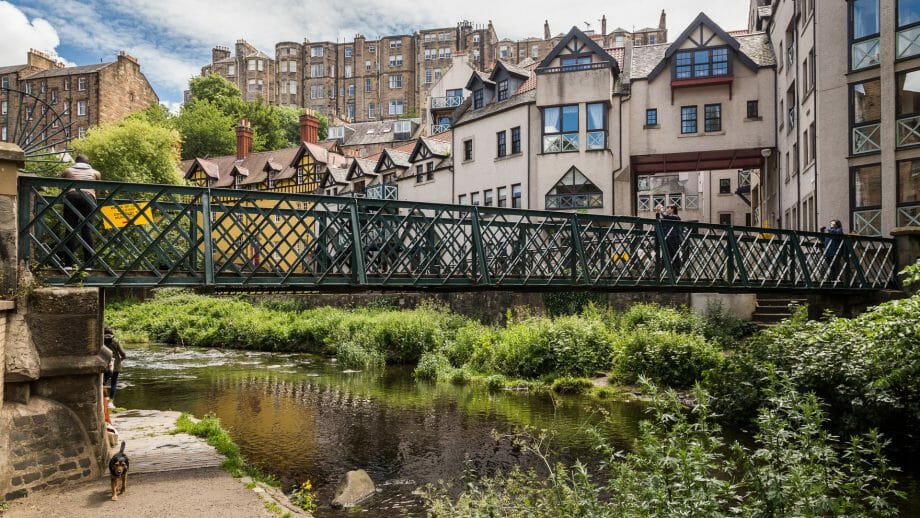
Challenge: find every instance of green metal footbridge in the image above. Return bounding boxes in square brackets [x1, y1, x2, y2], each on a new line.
[17, 177, 898, 292]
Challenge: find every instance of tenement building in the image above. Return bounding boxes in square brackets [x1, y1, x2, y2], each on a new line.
[197, 15, 668, 126]
[0, 49, 158, 149]
[757, 0, 920, 237]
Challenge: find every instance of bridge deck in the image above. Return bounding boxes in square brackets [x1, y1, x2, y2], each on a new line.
[17, 177, 898, 292]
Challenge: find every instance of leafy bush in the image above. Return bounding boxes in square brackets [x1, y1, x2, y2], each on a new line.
[619, 303, 704, 335]
[700, 300, 756, 348]
[449, 367, 472, 385]
[290, 480, 317, 512]
[612, 330, 722, 388]
[446, 322, 492, 368]
[545, 314, 613, 377]
[485, 374, 506, 392]
[335, 340, 385, 370]
[414, 352, 451, 381]
[550, 376, 593, 394]
[490, 318, 555, 378]
[543, 291, 608, 316]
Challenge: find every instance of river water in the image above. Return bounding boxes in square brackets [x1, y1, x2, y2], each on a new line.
[115, 345, 645, 516]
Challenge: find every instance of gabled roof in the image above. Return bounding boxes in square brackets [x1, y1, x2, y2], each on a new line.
[0, 64, 28, 76]
[25, 62, 113, 79]
[537, 26, 621, 76]
[374, 147, 411, 174]
[321, 166, 349, 188]
[408, 133, 452, 162]
[346, 155, 380, 180]
[189, 158, 221, 180]
[488, 60, 531, 82]
[465, 70, 495, 90]
[289, 140, 348, 171]
[647, 12, 761, 81]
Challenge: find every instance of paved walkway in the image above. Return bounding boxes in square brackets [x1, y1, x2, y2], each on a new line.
[4, 410, 304, 517]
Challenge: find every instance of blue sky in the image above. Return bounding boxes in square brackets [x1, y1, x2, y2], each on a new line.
[2, 1, 749, 110]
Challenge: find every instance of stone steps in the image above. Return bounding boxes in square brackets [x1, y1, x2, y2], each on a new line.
[752, 294, 806, 327]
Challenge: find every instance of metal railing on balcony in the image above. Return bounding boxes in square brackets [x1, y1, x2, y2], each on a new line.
[430, 96, 464, 109]
[16, 176, 897, 291]
[852, 209, 882, 236]
[898, 26, 920, 59]
[899, 205, 920, 227]
[431, 123, 451, 135]
[897, 115, 920, 148]
[852, 37, 880, 70]
[365, 183, 398, 201]
[852, 123, 881, 154]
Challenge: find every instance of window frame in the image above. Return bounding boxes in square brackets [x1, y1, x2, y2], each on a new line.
[463, 139, 474, 162]
[719, 178, 732, 194]
[496, 130, 507, 158]
[704, 103, 722, 132]
[850, 162, 883, 234]
[498, 186, 508, 207]
[746, 100, 759, 119]
[473, 88, 484, 110]
[497, 80, 509, 102]
[849, 0, 881, 70]
[646, 108, 658, 127]
[849, 77, 883, 155]
[541, 104, 579, 153]
[511, 126, 521, 155]
[511, 183, 522, 208]
[896, 158, 920, 226]
[680, 106, 698, 134]
[673, 46, 732, 80]
[586, 102, 607, 150]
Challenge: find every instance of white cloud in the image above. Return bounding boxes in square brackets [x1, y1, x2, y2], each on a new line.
[0, 1, 73, 66]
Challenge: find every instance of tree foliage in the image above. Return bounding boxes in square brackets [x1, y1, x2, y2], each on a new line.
[70, 117, 182, 184]
[174, 100, 236, 160]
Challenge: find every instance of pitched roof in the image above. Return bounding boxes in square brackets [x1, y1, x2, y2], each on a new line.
[327, 119, 421, 147]
[514, 61, 539, 94]
[408, 133, 452, 162]
[454, 89, 536, 127]
[628, 43, 670, 80]
[489, 60, 531, 81]
[347, 155, 379, 180]
[465, 70, 495, 90]
[322, 166, 349, 187]
[0, 64, 28, 76]
[25, 62, 113, 79]
[537, 26, 621, 75]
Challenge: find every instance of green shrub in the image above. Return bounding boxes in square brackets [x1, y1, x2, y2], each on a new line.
[543, 291, 608, 316]
[414, 351, 451, 381]
[546, 314, 613, 377]
[700, 300, 756, 348]
[449, 367, 472, 385]
[490, 318, 555, 378]
[551, 376, 593, 394]
[619, 303, 704, 335]
[447, 322, 492, 368]
[485, 374, 506, 392]
[335, 341, 384, 369]
[612, 330, 722, 388]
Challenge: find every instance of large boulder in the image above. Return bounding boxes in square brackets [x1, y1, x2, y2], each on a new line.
[330, 469, 375, 509]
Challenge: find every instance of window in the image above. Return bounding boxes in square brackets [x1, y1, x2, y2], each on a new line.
[366, 60, 373, 71]
[77, 101, 87, 116]
[646, 108, 658, 126]
[511, 126, 521, 154]
[512, 184, 522, 208]
[369, 45, 376, 53]
[0, 76, 8, 89]
[850, 0, 880, 70]
[719, 178, 731, 194]
[288, 82, 296, 95]
[228, 64, 235, 76]
[434, 68, 442, 82]
[389, 55, 403, 67]
[587, 102, 606, 150]
[389, 40, 402, 49]
[0, 101, 5, 115]
[532, 45, 539, 58]
[345, 47, 352, 58]
[851, 163, 882, 235]
[542, 105, 579, 152]
[681, 106, 697, 134]
[416, 164, 425, 183]
[62, 102, 69, 115]
[248, 59, 256, 71]
[368, 103, 375, 119]
[545, 166, 603, 209]
[898, 0, 920, 58]
[281, 61, 288, 72]
[311, 64, 323, 77]
[561, 56, 592, 70]
[897, 158, 920, 226]
[365, 78, 372, 92]
[675, 48, 729, 79]
[851, 78, 881, 154]
[345, 65, 352, 78]
[473, 88, 483, 109]
[500, 46, 508, 59]
[719, 213, 733, 226]
[497, 80, 509, 101]
[704, 103, 722, 132]
[471, 192, 481, 206]
[426, 161, 434, 181]
[498, 186, 508, 207]
[496, 131, 507, 158]
[310, 85, 324, 99]
[1, 126, 5, 141]
[484, 189, 494, 206]
[347, 84, 355, 97]
[78, 126, 86, 138]
[458, 194, 467, 204]
[747, 100, 759, 119]
[311, 47, 324, 57]
[473, 34, 481, 43]
[388, 75, 403, 89]
[897, 69, 920, 147]
[425, 69, 432, 84]
[463, 139, 473, 161]
[388, 99, 404, 114]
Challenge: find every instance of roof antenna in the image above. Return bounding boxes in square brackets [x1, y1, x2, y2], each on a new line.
[583, 21, 591, 31]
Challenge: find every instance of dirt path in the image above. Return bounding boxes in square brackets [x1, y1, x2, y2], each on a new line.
[3, 410, 283, 518]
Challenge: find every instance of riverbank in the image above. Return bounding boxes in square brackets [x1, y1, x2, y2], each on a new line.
[3, 410, 308, 518]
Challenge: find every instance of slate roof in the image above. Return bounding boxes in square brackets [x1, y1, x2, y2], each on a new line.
[328, 119, 421, 147]
[454, 89, 536, 127]
[628, 43, 670, 80]
[26, 63, 113, 79]
[0, 64, 28, 76]
[736, 33, 775, 67]
[628, 30, 774, 82]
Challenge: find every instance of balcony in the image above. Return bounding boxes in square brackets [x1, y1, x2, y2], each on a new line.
[852, 208, 882, 236]
[365, 183, 398, 200]
[899, 205, 920, 227]
[430, 96, 464, 109]
[898, 25, 920, 59]
[431, 123, 450, 135]
[852, 123, 881, 154]
[851, 37, 880, 70]
[897, 115, 920, 148]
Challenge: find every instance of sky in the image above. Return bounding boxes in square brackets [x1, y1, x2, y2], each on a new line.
[2, 1, 750, 109]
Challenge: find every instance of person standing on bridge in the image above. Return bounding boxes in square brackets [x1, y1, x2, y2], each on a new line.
[103, 326, 127, 409]
[656, 204, 683, 276]
[61, 155, 101, 269]
[823, 219, 845, 282]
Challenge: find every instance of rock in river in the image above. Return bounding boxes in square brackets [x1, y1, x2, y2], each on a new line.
[331, 469, 376, 508]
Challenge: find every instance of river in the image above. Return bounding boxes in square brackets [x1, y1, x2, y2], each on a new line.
[115, 345, 646, 516]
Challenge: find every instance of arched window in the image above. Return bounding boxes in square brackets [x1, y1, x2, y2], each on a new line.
[545, 166, 603, 209]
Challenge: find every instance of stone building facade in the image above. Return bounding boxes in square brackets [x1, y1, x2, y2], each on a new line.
[197, 16, 666, 125]
[757, 0, 920, 237]
[0, 49, 159, 150]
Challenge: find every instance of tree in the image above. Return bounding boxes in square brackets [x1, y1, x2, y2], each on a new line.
[187, 74, 244, 113]
[70, 118, 182, 184]
[173, 100, 236, 160]
[127, 103, 174, 128]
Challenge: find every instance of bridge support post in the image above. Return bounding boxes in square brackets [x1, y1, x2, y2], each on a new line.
[892, 227, 920, 289]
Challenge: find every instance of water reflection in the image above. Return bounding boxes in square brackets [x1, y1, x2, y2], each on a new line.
[117, 345, 644, 516]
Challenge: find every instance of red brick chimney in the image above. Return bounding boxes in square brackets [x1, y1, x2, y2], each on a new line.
[236, 119, 253, 159]
[299, 110, 320, 144]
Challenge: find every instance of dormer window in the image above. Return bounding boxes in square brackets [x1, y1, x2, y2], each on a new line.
[497, 80, 509, 101]
[674, 48, 730, 80]
[234, 174, 241, 189]
[560, 56, 591, 70]
[267, 171, 275, 189]
[473, 88, 484, 109]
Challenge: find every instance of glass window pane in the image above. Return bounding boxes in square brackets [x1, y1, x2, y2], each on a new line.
[694, 50, 710, 63]
[853, 165, 882, 207]
[898, 70, 920, 116]
[544, 107, 561, 133]
[852, 0, 880, 38]
[562, 105, 579, 132]
[587, 103, 605, 130]
[899, 160, 920, 203]
[900, 0, 920, 27]
[852, 79, 882, 123]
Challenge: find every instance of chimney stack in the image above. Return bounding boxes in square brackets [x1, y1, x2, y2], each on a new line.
[659, 9, 667, 31]
[544, 20, 551, 40]
[601, 15, 607, 36]
[299, 110, 320, 144]
[236, 119, 253, 159]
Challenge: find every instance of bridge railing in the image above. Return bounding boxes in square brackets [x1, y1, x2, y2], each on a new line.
[17, 176, 898, 290]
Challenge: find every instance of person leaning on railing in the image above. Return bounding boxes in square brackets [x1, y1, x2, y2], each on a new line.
[823, 219, 846, 283]
[656, 204, 683, 276]
[60, 154, 101, 269]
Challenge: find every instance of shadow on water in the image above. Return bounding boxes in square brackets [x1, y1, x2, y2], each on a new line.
[116, 345, 646, 516]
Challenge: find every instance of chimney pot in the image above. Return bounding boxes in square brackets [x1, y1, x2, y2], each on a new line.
[236, 119, 253, 159]
[299, 110, 320, 144]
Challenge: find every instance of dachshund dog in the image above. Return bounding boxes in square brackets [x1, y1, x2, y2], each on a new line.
[108, 441, 129, 501]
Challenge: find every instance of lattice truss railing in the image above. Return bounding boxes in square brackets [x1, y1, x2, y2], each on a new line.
[17, 176, 898, 291]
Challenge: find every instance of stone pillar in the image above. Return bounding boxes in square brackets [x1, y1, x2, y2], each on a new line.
[0, 143, 24, 299]
[892, 226, 920, 290]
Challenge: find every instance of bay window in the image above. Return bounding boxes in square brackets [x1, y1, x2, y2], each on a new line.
[851, 164, 882, 235]
[897, 69, 920, 147]
[586, 102, 607, 150]
[851, 79, 882, 154]
[850, 0, 880, 70]
[542, 105, 578, 153]
[897, 158, 920, 226]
